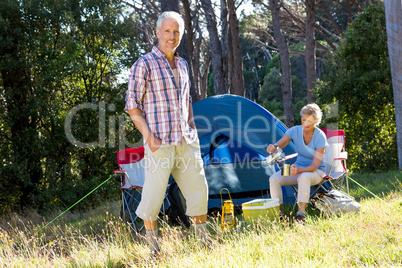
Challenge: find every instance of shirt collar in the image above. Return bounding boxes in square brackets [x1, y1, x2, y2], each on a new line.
[152, 46, 179, 59]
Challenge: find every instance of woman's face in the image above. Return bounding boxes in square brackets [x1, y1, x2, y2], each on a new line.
[301, 114, 318, 132]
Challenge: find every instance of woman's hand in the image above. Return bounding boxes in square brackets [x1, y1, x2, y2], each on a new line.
[290, 164, 298, 176]
[266, 144, 277, 154]
[266, 135, 291, 155]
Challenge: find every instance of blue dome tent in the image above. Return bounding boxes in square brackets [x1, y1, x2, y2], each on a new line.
[193, 95, 297, 210]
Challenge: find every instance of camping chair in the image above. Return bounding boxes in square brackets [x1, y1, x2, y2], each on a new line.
[291, 128, 348, 211]
[320, 129, 349, 193]
[114, 147, 171, 233]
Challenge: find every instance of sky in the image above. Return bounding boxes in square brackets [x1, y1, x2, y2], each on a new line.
[238, 0, 255, 16]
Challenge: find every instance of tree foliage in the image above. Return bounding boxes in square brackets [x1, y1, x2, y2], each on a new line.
[0, 0, 143, 213]
[258, 52, 307, 125]
[240, 11, 274, 101]
[316, 3, 396, 171]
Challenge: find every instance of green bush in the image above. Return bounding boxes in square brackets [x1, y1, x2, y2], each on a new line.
[0, 0, 144, 214]
[316, 3, 396, 172]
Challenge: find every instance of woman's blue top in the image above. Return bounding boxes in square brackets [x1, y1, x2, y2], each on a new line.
[286, 125, 328, 171]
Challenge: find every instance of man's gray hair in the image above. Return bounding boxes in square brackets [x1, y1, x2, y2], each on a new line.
[156, 11, 185, 35]
[300, 103, 323, 126]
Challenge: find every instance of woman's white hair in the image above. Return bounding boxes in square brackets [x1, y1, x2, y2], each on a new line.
[300, 103, 323, 126]
[156, 11, 185, 36]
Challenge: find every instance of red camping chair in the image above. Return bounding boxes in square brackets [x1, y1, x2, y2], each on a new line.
[291, 129, 349, 210]
[320, 129, 349, 192]
[114, 146, 170, 233]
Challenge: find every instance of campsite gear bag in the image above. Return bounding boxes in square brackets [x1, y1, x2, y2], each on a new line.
[311, 189, 361, 215]
[242, 198, 280, 224]
[166, 181, 190, 228]
[220, 188, 235, 229]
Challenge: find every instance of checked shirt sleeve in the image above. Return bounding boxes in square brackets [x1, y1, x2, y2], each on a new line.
[125, 58, 148, 112]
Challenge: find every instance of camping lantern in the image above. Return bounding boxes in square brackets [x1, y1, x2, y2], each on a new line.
[220, 188, 235, 230]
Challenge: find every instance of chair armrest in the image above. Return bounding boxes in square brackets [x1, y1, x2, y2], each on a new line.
[114, 170, 126, 183]
[334, 151, 347, 160]
[277, 153, 298, 163]
[327, 151, 348, 178]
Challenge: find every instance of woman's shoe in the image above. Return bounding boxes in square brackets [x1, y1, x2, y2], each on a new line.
[279, 211, 286, 222]
[295, 214, 306, 224]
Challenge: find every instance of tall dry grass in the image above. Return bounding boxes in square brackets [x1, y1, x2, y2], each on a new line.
[0, 172, 401, 267]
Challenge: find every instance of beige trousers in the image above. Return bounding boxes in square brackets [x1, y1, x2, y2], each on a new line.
[136, 138, 208, 221]
[269, 169, 325, 204]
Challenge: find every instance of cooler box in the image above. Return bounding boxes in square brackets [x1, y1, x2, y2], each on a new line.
[242, 198, 280, 223]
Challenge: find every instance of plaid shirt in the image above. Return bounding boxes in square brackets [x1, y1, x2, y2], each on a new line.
[125, 46, 197, 145]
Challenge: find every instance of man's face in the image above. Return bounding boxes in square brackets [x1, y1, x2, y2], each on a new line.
[156, 18, 182, 55]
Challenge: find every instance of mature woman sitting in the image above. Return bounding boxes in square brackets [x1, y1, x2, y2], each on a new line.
[266, 103, 328, 223]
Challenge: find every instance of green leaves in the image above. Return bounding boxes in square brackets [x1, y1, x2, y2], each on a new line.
[0, 0, 143, 213]
[316, 3, 396, 172]
[259, 53, 308, 124]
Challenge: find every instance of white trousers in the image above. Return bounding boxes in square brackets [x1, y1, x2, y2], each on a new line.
[136, 138, 208, 221]
[269, 169, 325, 204]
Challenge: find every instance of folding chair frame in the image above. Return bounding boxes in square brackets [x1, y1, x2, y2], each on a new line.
[114, 147, 171, 234]
[114, 170, 145, 233]
[321, 129, 349, 194]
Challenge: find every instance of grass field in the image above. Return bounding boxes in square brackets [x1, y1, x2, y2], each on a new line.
[0, 170, 401, 267]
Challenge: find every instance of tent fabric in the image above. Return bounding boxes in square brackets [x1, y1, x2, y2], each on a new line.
[193, 95, 297, 209]
[194, 95, 296, 158]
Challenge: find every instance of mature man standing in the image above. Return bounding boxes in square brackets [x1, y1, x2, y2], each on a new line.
[125, 11, 209, 255]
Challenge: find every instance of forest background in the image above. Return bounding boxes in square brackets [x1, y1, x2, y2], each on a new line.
[0, 0, 398, 214]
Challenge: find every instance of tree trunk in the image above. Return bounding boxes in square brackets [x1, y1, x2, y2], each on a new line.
[160, 0, 179, 12]
[220, 0, 230, 93]
[385, 0, 402, 170]
[193, 10, 210, 100]
[227, 0, 245, 97]
[270, 0, 294, 127]
[181, 0, 201, 101]
[200, 0, 226, 95]
[346, 0, 353, 24]
[305, 0, 316, 103]
[199, 53, 211, 99]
